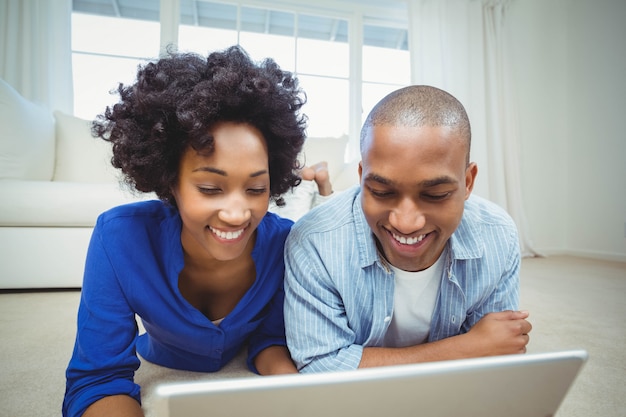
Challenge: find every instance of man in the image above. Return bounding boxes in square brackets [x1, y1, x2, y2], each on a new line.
[284, 85, 531, 372]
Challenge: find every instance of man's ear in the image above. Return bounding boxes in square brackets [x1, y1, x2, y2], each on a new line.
[358, 161, 363, 184]
[465, 162, 478, 199]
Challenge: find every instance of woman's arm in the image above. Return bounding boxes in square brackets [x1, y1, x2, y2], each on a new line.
[83, 395, 144, 417]
[63, 222, 142, 417]
[254, 345, 298, 375]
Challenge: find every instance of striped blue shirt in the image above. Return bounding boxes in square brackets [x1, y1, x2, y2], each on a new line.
[284, 186, 520, 373]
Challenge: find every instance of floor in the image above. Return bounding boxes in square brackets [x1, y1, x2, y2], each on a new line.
[0, 255, 624, 417]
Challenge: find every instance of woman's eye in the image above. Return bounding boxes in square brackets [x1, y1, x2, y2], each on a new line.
[198, 187, 221, 195]
[248, 188, 268, 195]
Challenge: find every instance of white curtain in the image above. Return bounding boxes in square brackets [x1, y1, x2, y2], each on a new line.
[408, 0, 539, 257]
[0, 0, 73, 113]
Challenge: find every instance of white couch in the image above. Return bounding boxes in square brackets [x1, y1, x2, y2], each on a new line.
[0, 79, 359, 289]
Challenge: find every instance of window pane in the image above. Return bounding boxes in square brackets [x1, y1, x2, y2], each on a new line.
[181, 0, 237, 29]
[363, 24, 408, 50]
[361, 24, 410, 128]
[178, 25, 238, 54]
[238, 6, 296, 69]
[179, 0, 238, 53]
[362, 83, 402, 125]
[362, 44, 410, 84]
[296, 38, 349, 78]
[239, 32, 296, 72]
[298, 75, 349, 139]
[72, 13, 160, 58]
[296, 14, 348, 78]
[73, 0, 160, 21]
[72, 53, 147, 120]
[297, 14, 347, 42]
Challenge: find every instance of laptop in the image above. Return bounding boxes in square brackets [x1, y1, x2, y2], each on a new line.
[153, 349, 587, 417]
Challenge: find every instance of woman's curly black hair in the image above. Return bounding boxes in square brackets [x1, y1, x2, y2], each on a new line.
[92, 45, 307, 207]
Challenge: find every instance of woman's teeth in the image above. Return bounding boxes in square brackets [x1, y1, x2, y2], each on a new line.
[210, 226, 244, 240]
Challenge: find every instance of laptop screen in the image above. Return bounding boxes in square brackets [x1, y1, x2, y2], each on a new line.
[153, 349, 587, 417]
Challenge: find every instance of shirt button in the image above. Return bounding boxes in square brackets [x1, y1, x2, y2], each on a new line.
[451, 316, 456, 323]
[384, 316, 392, 322]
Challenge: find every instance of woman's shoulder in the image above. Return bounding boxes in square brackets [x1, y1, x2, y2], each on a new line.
[256, 211, 293, 244]
[260, 211, 293, 233]
[96, 199, 178, 231]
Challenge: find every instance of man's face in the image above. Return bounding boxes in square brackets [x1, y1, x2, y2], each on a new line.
[359, 124, 477, 272]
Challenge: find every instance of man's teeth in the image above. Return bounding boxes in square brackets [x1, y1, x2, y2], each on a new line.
[210, 227, 244, 240]
[392, 233, 425, 245]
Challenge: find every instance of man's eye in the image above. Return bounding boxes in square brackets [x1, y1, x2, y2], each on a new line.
[367, 186, 393, 198]
[423, 192, 450, 201]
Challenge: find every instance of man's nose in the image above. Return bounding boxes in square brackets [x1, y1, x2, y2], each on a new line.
[389, 198, 426, 233]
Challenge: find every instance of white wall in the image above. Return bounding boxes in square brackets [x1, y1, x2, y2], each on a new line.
[509, 0, 626, 261]
[565, 0, 626, 261]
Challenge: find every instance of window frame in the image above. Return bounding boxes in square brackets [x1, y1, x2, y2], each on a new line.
[71, 0, 409, 161]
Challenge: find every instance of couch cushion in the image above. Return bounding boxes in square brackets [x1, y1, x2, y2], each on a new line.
[0, 180, 155, 227]
[53, 111, 118, 183]
[333, 159, 360, 191]
[0, 79, 55, 180]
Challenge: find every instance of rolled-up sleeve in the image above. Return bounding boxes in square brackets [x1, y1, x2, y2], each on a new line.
[283, 227, 363, 373]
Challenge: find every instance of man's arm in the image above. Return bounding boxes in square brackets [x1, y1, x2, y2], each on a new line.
[360, 310, 531, 368]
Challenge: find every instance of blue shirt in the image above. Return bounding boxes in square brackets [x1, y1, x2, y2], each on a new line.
[284, 186, 520, 373]
[63, 200, 292, 417]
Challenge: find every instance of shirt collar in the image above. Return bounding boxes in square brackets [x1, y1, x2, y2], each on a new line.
[352, 188, 383, 270]
[448, 197, 484, 260]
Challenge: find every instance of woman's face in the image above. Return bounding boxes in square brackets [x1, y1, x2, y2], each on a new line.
[173, 121, 270, 262]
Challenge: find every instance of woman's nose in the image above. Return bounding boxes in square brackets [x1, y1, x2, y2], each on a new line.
[217, 194, 252, 225]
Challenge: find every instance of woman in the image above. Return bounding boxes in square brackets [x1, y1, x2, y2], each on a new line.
[63, 46, 306, 417]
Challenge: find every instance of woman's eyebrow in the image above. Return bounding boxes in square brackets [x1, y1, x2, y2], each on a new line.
[192, 167, 227, 176]
[192, 167, 268, 178]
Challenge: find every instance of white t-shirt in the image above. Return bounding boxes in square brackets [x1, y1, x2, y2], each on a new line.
[383, 252, 445, 347]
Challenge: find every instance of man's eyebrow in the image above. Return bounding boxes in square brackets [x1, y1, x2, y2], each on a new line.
[419, 176, 457, 187]
[192, 167, 268, 178]
[364, 173, 394, 186]
[365, 173, 456, 188]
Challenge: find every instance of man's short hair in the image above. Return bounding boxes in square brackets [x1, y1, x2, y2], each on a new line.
[360, 85, 471, 164]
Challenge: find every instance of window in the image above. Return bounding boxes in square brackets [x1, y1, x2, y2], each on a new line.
[362, 24, 411, 127]
[177, 3, 351, 140]
[71, 0, 409, 159]
[71, 1, 161, 120]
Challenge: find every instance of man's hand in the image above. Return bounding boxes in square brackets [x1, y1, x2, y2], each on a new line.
[465, 310, 532, 356]
[360, 311, 532, 368]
